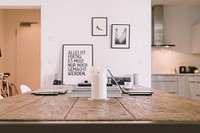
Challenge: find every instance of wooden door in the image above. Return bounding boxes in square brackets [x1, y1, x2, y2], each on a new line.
[16, 24, 40, 91]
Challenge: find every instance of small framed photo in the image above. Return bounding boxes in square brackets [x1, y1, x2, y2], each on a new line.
[92, 17, 107, 36]
[111, 24, 130, 49]
[62, 44, 93, 84]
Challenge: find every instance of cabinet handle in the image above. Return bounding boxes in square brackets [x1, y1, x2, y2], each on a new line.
[196, 94, 200, 97]
[189, 81, 200, 83]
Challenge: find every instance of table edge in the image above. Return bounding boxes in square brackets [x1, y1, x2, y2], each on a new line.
[1, 120, 200, 125]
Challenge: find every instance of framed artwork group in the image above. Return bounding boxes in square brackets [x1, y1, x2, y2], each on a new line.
[62, 18, 131, 84]
[91, 17, 130, 49]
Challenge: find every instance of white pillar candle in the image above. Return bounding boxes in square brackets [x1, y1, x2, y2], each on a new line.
[133, 73, 139, 85]
[91, 67, 107, 100]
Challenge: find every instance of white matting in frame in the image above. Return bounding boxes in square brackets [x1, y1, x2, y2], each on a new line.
[62, 44, 93, 84]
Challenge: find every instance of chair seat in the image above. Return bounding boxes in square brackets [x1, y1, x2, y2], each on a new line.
[20, 85, 31, 93]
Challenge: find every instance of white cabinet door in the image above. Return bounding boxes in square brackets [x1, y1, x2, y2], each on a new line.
[185, 76, 190, 98]
[152, 75, 177, 81]
[177, 75, 186, 97]
[152, 81, 177, 94]
[189, 82, 200, 101]
[152, 75, 177, 94]
[189, 76, 200, 101]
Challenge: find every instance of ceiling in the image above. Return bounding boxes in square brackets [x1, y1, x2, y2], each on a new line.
[152, 0, 200, 6]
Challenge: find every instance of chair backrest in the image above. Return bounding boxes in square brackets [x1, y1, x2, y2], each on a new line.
[20, 85, 31, 93]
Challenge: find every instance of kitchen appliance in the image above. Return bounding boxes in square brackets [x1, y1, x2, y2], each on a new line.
[179, 66, 198, 73]
[152, 5, 175, 47]
[179, 66, 186, 73]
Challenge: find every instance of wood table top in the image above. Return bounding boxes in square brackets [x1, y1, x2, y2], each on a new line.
[0, 85, 200, 122]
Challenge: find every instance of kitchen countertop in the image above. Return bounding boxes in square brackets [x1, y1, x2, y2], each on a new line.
[152, 73, 200, 76]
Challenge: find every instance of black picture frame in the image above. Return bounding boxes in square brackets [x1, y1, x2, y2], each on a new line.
[62, 44, 93, 84]
[92, 17, 108, 36]
[111, 24, 130, 49]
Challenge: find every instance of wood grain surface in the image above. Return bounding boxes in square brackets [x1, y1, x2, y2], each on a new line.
[0, 85, 200, 121]
[66, 98, 134, 121]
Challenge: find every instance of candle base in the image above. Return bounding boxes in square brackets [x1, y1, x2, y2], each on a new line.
[88, 98, 110, 101]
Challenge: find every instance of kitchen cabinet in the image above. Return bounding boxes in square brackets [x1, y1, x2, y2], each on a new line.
[191, 22, 200, 54]
[177, 75, 187, 97]
[152, 75, 177, 94]
[152, 74, 200, 100]
[188, 76, 200, 101]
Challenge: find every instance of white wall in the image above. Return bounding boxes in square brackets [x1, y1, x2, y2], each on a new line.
[152, 6, 200, 73]
[0, 0, 152, 87]
[42, 0, 151, 87]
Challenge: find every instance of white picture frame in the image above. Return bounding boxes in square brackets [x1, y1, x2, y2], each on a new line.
[62, 44, 93, 84]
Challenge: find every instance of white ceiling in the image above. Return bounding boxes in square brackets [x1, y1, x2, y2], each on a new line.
[152, 0, 200, 6]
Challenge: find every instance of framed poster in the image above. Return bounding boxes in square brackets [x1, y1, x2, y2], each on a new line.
[92, 17, 107, 36]
[62, 44, 93, 84]
[111, 24, 130, 49]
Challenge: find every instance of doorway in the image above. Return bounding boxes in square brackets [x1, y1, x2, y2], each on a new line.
[16, 22, 40, 90]
[0, 9, 41, 92]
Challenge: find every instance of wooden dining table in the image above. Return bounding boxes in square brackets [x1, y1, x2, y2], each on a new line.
[0, 85, 200, 133]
